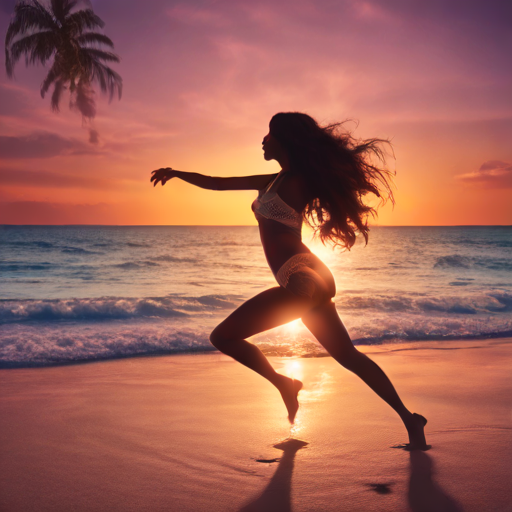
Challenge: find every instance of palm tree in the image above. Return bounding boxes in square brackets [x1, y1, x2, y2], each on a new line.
[5, 0, 122, 121]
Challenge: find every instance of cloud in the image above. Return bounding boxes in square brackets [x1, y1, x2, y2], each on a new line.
[0, 84, 30, 116]
[0, 168, 117, 189]
[456, 161, 512, 188]
[166, 5, 229, 27]
[0, 132, 98, 159]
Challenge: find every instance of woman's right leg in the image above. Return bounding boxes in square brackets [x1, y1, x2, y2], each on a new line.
[210, 286, 313, 421]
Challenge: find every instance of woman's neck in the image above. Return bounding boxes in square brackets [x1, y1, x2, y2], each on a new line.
[278, 154, 290, 172]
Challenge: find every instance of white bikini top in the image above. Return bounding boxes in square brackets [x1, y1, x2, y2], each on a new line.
[251, 171, 302, 238]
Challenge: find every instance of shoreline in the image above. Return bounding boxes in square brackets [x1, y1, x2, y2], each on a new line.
[1, 336, 511, 370]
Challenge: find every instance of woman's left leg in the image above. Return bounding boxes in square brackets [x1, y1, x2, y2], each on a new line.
[210, 286, 313, 421]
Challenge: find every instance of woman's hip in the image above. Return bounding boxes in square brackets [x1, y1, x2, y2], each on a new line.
[275, 252, 336, 300]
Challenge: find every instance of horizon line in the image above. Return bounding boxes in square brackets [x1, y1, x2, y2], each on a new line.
[1, 224, 511, 228]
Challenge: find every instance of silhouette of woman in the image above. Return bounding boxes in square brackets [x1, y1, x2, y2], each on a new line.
[151, 112, 428, 450]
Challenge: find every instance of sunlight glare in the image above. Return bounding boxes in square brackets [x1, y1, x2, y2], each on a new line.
[289, 417, 303, 436]
[284, 319, 302, 335]
[284, 359, 303, 381]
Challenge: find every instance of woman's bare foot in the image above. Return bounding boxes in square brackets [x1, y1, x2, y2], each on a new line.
[276, 376, 303, 423]
[405, 413, 429, 450]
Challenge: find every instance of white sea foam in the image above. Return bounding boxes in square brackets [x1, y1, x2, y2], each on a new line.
[0, 323, 214, 367]
[1, 312, 511, 367]
[0, 295, 242, 323]
[336, 290, 512, 314]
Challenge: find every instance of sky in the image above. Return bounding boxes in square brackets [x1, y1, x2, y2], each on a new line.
[0, 0, 511, 226]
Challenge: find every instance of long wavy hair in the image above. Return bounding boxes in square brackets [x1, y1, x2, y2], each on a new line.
[269, 112, 395, 250]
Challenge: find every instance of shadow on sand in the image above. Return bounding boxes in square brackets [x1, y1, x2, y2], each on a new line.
[239, 441, 464, 512]
[239, 438, 308, 512]
[409, 451, 464, 512]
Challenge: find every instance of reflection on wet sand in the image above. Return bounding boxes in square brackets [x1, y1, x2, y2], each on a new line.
[239, 439, 308, 512]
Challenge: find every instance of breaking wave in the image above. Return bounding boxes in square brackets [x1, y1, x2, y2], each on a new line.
[0, 295, 240, 324]
[337, 291, 512, 315]
[1, 292, 511, 367]
[3, 291, 510, 325]
[0, 323, 214, 368]
[1, 314, 511, 367]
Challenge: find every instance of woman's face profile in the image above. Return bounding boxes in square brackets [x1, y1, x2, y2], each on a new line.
[262, 131, 284, 162]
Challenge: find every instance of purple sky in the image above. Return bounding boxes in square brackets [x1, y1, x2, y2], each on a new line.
[1, 0, 511, 225]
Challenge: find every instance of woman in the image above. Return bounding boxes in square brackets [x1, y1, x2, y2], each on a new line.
[151, 112, 428, 450]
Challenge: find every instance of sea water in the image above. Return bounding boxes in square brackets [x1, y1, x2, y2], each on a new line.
[1, 225, 511, 367]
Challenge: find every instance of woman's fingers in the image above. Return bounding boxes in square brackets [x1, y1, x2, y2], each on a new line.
[150, 168, 173, 186]
[150, 168, 167, 179]
[150, 169, 160, 182]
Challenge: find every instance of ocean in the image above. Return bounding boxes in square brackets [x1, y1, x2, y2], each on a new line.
[1, 225, 511, 367]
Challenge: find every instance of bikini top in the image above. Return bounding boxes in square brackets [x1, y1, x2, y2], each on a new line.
[251, 171, 302, 238]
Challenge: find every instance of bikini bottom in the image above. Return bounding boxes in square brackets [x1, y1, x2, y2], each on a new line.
[275, 252, 336, 301]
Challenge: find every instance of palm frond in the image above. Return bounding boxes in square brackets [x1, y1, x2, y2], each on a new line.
[51, 0, 79, 23]
[64, 0, 79, 16]
[28, 0, 58, 29]
[5, 46, 15, 77]
[81, 47, 120, 63]
[89, 59, 122, 101]
[71, 78, 96, 118]
[78, 48, 122, 101]
[40, 60, 61, 97]
[76, 32, 115, 48]
[9, 31, 57, 68]
[65, 9, 104, 35]
[5, 1, 57, 55]
[16, 1, 56, 35]
[51, 79, 66, 111]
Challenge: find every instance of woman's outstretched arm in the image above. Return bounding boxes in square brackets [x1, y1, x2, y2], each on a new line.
[151, 168, 277, 191]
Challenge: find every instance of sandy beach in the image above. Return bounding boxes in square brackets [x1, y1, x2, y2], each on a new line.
[1, 338, 511, 512]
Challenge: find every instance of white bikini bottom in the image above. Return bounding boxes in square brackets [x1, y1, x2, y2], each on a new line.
[275, 252, 336, 301]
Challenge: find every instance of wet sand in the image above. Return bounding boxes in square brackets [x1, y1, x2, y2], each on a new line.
[1, 339, 511, 511]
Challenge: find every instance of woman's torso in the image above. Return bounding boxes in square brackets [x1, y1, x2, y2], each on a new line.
[252, 170, 311, 275]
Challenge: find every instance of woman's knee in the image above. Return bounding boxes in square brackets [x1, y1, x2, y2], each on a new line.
[209, 325, 235, 350]
[209, 326, 224, 349]
[320, 339, 360, 369]
[336, 347, 363, 370]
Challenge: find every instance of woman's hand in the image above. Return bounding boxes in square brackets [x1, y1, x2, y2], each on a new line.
[150, 167, 177, 187]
